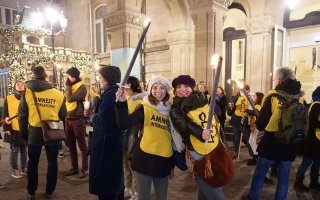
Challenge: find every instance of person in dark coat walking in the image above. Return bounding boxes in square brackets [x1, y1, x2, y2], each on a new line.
[89, 65, 124, 200]
[294, 86, 320, 191]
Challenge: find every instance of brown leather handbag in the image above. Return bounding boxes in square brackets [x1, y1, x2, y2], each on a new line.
[187, 140, 235, 188]
[31, 91, 66, 142]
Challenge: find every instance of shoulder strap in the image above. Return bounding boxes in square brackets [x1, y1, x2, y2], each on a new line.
[31, 90, 43, 121]
[269, 93, 288, 104]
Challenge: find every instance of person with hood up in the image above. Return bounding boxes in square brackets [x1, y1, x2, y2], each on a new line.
[2, 80, 27, 179]
[116, 76, 174, 200]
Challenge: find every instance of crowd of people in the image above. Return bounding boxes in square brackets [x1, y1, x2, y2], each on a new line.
[0, 64, 319, 200]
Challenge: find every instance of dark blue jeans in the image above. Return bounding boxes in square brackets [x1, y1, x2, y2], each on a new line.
[27, 144, 59, 195]
[296, 156, 320, 179]
[247, 157, 291, 200]
[232, 126, 254, 157]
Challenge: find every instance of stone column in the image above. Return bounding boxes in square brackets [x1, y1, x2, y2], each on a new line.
[104, 0, 145, 79]
[167, 30, 194, 79]
[188, 0, 231, 88]
[245, 15, 274, 93]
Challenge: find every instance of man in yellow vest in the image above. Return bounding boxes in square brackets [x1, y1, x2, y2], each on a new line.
[64, 66, 88, 179]
[2, 80, 27, 179]
[19, 66, 67, 199]
[247, 67, 305, 200]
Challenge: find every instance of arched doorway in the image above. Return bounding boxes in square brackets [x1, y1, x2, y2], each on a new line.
[223, 3, 247, 100]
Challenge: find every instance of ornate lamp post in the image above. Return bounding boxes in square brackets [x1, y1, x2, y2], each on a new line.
[31, 6, 67, 87]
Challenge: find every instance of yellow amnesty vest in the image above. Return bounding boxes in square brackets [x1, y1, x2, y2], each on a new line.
[140, 103, 173, 158]
[90, 91, 100, 101]
[6, 95, 20, 131]
[25, 87, 64, 127]
[234, 96, 248, 117]
[187, 104, 220, 155]
[250, 104, 262, 131]
[66, 81, 85, 112]
[308, 101, 320, 140]
[127, 99, 142, 115]
[263, 90, 305, 132]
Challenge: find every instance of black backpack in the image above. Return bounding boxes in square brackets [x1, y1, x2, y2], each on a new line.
[270, 93, 308, 144]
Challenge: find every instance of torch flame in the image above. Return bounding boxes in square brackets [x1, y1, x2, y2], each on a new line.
[144, 18, 151, 27]
[234, 79, 244, 89]
[211, 55, 220, 68]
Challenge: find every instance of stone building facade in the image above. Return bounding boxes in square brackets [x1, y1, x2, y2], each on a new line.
[1, 0, 320, 102]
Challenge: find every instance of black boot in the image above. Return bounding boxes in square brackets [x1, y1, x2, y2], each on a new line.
[310, 176, 320, 191]
[294, 177, 309, 192]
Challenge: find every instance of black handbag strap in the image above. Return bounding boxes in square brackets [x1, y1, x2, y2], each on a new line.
[31, 90, 43, 121]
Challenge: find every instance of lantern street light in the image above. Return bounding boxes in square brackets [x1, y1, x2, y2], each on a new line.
[31, 6, 67, 88]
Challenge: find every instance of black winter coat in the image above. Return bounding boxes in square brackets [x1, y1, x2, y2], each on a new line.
[170, 94, 208, 151]
[216, 94, 227, 123]
[256, 79, 303, 161]
[300, 102, 320, 158]
[89, 85, 123, 196]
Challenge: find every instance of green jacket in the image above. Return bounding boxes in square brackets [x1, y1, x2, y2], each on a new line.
[19, 80, 67, 145]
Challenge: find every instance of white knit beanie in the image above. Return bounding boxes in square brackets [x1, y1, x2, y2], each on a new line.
[147, 76, 171, 94]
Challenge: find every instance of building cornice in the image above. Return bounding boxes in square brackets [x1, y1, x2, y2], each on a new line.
[188, 0, 232, 8]
[104, 11, 145, 30]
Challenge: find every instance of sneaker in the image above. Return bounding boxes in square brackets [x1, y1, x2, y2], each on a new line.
[129, 193, 138, 200]
[64, 169, 79, 176]
[58, 152, 64, 158]
[20, 168, 27, 176]
[79, 170, 88, 179]
[27, 193, 35, 200]
[45, 193, 53, 199]
[124, 188, 131, 198]
[11, 170, 23, 179]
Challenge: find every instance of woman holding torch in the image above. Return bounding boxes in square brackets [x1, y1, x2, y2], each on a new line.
[116, 76, 174, 200]
[170, 75, 225, 200]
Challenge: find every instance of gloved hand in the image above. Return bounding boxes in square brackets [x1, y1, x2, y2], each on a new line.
[66, 79, 72, 86]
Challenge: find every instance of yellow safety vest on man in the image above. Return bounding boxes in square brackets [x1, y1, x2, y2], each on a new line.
[6, 95, 20, 131]
[66, 81, 85, 112]
[263, 90, 305, 132]
[140, 102, 173, 158]
[187, 104, 220, 155]
[25, 87, 64, 127]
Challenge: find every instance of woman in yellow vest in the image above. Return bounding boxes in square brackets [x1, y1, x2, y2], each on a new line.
[123, 76, 147, 200]
[2, 80, 27, 179]
[116, 76, 174, 200]
[246, 92, 264, 165]
[170, 75, 224, 200]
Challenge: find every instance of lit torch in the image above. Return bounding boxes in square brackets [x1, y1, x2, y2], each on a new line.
[205, 55, 223, 145]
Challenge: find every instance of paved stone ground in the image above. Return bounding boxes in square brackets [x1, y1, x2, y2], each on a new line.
[0, 140, 320, 200]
